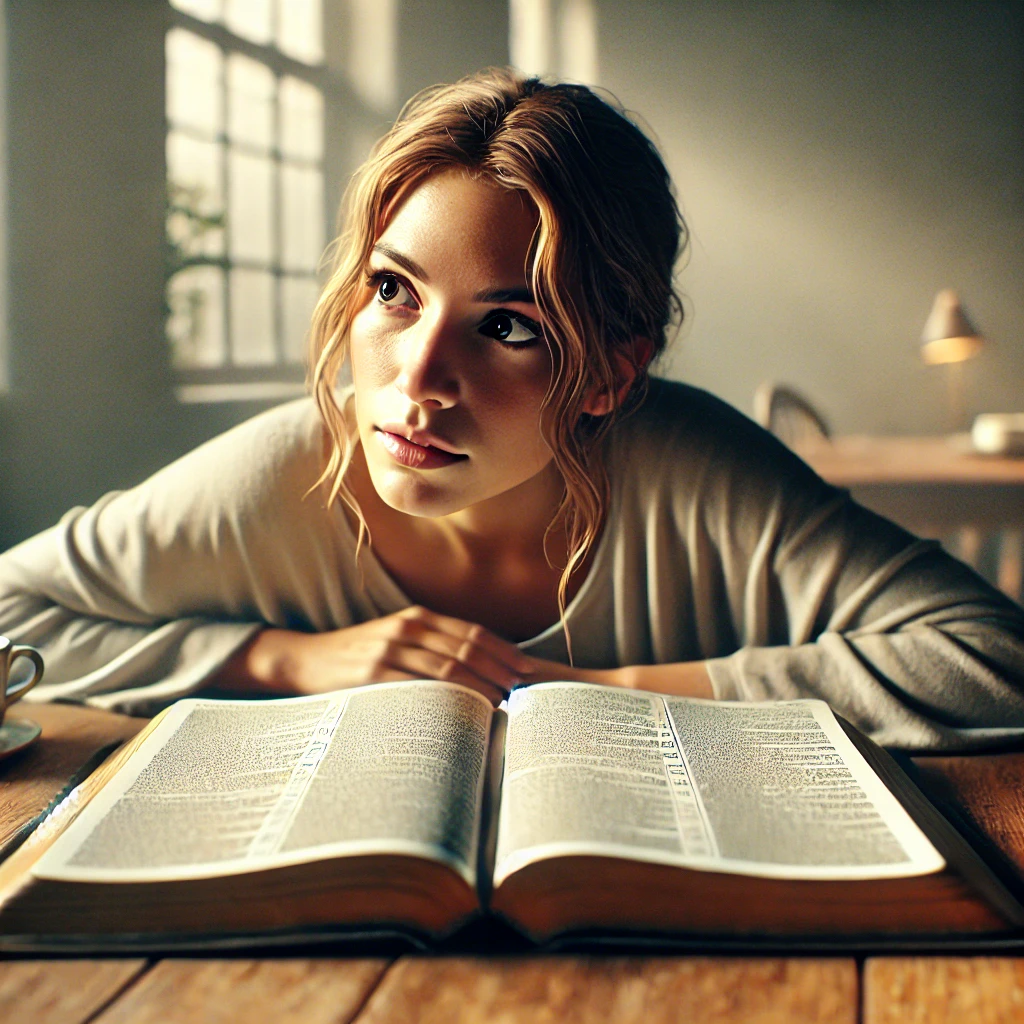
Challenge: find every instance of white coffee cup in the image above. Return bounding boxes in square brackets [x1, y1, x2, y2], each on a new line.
[0, 637, 43, 727]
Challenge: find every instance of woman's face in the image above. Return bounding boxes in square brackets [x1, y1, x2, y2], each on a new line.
[349, 168, 555, 519]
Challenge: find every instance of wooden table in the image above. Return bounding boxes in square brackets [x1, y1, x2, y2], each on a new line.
[795, 435, 1024, 532]
[3, 706, 1024, 1022]
[796, 435, 1024, 601]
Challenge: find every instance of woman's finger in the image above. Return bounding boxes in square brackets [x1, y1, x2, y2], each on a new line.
[376, 640, 508, 705]
[399, 606, 534, 673]
[395, 618, 522, 690]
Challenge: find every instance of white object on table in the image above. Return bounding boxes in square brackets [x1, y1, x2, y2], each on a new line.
[972, 414, 1024, 456]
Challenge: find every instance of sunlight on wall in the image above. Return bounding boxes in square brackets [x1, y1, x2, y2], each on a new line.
[510, 0, 551, 76]
[558, 0, 597, 83]
[510, 0, 597, 83]
[346, 0, 396, 111]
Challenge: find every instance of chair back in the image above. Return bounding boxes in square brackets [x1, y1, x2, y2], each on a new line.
[754, 381, 830, 448]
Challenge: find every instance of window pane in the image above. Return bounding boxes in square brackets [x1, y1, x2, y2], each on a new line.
[170, 0, 222, 20]
[166, 29, 223, 136]
[282, 275, 319, 362]
[228, 149, 274, 262]
[168, 265, 226, 367]
[230, 268, 276, 364]
[227, 53, 275, 151]
[281, 164, 324, 272]
[225, 0, 273, 45]
[279, 77, 323, 161]
[167, 131, 224, 260]
[277, 0, 323, 64]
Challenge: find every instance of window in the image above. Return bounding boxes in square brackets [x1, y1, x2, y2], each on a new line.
[166, 0, 327, 402]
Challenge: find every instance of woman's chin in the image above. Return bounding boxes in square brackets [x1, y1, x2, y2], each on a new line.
[370, 469, 473, 519]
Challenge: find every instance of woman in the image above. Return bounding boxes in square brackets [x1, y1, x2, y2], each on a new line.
[2, 70, 1023, 749]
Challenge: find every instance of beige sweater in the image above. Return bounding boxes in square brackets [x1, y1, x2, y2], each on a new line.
[3, 379, 1024, 750]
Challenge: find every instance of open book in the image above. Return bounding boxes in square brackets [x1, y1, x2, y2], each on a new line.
[0, 680, 1021, 949]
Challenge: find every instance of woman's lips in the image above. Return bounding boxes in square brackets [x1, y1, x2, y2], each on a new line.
[375, 430, 468, 470]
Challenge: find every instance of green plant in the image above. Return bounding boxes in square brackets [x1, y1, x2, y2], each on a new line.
[164, 182, 227, 366]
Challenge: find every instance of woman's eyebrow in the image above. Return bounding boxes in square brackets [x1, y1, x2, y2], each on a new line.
[474, 286, 534, 304]
[372, 244, 533, 304]
[372, 243, 429, 282]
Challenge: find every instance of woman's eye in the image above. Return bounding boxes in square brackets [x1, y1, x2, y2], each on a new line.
[375, 274, 413, 308]
[478, 311, 541, 346]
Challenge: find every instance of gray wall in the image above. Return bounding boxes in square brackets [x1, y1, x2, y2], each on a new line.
[0, 0, 173, 551]
[598, 0, 1024, 435]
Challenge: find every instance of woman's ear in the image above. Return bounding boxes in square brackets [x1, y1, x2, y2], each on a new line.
[582, 337, 655, 416]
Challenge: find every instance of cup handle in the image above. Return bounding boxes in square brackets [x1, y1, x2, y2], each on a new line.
[5, 647, 44, 703]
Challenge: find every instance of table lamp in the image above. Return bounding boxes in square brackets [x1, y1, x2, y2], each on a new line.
[920, 289, 985, 430]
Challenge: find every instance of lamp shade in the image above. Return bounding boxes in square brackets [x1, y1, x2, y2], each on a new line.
[920, 289, 985, 365]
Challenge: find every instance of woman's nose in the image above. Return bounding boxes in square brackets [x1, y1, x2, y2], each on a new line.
[394, 313, 460, 408]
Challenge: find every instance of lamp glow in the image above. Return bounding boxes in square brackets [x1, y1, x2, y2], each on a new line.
[920, 289, 985, 365]
[920, 289, 986, 431]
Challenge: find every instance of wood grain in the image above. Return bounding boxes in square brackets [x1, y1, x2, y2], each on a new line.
[93, 959, 391, 1024]
[912, 754, 1024, 876]
[0, 959, 147, 1024]
[864, 957, 1024, 1023]
[0, 703, 147, 857]
[355, 956, 859, 1024]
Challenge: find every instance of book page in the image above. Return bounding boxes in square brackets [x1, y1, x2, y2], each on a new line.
[492, 683, 944, 885]
[34, 681, 492, 885]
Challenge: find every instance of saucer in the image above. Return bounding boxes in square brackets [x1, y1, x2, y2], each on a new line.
[0, 717, 42, 760]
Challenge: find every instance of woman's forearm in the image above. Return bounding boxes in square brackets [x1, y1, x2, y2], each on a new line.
[521, 656, 714, 699]
[211, 629, 303, 695]
[613, 661, 714, 698]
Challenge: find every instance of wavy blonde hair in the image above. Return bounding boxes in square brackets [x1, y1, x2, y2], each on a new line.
[309, 69, 686, 631]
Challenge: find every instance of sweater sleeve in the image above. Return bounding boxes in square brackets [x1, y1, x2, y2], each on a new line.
[686, 399, 1024, 751]
[0, 399, 352, 716]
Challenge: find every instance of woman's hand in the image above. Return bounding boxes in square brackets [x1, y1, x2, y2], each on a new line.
[215, 606, 535, 706]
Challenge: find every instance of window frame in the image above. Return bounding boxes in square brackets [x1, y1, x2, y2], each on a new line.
[164, 3, 340, 401]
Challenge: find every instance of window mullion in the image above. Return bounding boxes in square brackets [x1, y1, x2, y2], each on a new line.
[168, 8, 342, 96]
